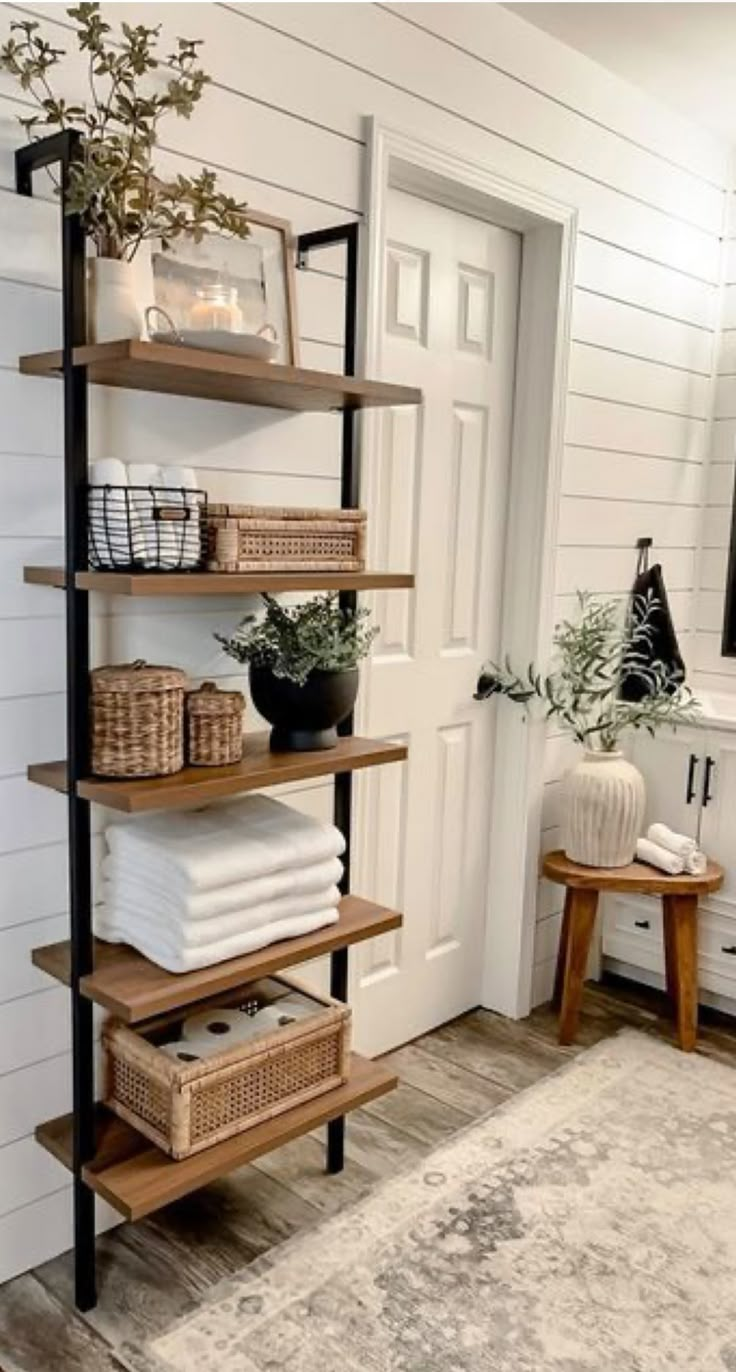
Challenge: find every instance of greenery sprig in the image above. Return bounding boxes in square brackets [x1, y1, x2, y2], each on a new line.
[215, 595, 379, 688]
[0, 4, 250, 259]
[475, 591, 698, 751]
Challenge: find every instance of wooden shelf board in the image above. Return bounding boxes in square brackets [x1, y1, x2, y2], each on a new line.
[19, 340, 422, 413]
[28, 733, 407, 813]
[32, 895, 402, 1022]
[24, 565, 415, 595]
[36, 1053, 396, 1220]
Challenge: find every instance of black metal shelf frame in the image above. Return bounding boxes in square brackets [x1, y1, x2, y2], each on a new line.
[16, 134, 362, 1310]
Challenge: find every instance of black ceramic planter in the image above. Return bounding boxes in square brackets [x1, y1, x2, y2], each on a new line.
[250, 665, 359, 751]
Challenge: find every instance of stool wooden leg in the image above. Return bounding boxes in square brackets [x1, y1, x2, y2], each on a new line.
[662, 895, 679, 1012]
[552, 890, 573, 1011]
[558, 888, 599, 1046]
[665, 894, 698, 1052]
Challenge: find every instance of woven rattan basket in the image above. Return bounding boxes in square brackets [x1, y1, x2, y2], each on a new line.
[186, 681, 245, 767]
[205, 504, 367, 574]
[91, 659, 187, 778]
[103, 975, 351, 1159]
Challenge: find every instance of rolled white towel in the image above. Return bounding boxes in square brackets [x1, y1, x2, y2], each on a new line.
[89, 459, 134, 567]
[685, 849, 708, 876]
[647, 823, 708, 875]
[159, 465, 201, 569]
[636, 837, 684, 876]
[127, 463, 161, 566]
[646, 823, 697, 862]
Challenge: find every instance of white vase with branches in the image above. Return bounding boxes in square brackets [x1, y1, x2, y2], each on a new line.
[1, 5, 252, 342]
[475, 592, 698, 867]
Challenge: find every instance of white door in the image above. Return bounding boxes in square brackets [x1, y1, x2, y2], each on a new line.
[352, 189, 521, 1054]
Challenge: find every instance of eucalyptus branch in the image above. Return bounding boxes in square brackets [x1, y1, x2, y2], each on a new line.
[475, 590, 698, 752]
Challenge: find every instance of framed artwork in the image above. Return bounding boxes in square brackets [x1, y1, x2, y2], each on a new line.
[150, 210, 300, 366]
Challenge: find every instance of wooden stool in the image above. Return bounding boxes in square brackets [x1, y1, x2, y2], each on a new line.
[542, 850, 724, 1052]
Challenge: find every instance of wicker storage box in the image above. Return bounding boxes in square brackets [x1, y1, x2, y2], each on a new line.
[205, 504, 367, 574]
[186, 681, 245, 767]
[91, 659, 187, 778]
[103, 976, 351, 1160]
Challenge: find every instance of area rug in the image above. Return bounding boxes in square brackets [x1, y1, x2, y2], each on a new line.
[150, 1030, 736, 1371]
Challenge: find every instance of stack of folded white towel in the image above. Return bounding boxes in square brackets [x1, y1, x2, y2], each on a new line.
[95, 795, 345, 973]
[636, 823, 707, 876]
[90, 459, 202, 570]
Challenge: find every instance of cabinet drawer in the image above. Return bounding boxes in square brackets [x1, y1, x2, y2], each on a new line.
[697, 908, 736, 995]
[602, 895, 664, 976]
[603, 896, 736, 1003]
[603, 894, 662, 947]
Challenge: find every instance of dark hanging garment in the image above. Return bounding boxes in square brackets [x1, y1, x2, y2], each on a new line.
[619, 546, 686, 703]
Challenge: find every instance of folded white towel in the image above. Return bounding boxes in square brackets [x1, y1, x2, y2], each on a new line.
[101, 853, 343, 921]
[99, 882, 341, 948]
[636, 837, 684, 875]
[106, 796, 346, 892]
[94, 905, 340, 974]
[646, 824, 707, 875]
[89, 459, 135, 567]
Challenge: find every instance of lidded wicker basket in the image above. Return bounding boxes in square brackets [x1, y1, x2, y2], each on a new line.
[186, 680, 245, 767]
[91, 659, 187, 778]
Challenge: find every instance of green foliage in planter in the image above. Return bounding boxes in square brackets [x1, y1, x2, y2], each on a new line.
[475, 591, 698, 752]
[0, 3, 249, 259]
[216, 594, 379, 688]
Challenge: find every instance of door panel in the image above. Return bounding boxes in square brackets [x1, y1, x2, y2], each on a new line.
[353, 190, 521, 1053]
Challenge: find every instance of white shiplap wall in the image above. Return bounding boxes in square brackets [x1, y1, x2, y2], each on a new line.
[0, 0, 731, 1280]
[694, 184, 736, 689]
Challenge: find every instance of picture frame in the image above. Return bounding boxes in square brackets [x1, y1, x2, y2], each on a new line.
[150, 210, 300, 367]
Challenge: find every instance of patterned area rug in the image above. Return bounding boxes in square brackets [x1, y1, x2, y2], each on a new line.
[151, 1031, 736, 1372]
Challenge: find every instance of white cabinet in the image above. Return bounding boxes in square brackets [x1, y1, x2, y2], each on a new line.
[628, 727, 702, 841]
[695, 732, 736, 908]
[602, 723, 736, 1009]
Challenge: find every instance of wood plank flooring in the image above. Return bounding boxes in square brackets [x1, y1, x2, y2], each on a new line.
[1, 975, 736, 1372]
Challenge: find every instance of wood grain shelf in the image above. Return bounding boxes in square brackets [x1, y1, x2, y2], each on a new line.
[36, 1053, 396, 1221]
[24, 565, 415, 595]
[28, 733, 407, 813]
[19, 340, 422, 413]
[32, 896, 402, 1022]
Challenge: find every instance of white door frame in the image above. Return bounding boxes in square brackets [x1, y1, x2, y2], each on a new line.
[360, 120, 577, 1020]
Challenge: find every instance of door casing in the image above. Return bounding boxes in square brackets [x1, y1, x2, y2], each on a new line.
[359, 121, 577, 1020]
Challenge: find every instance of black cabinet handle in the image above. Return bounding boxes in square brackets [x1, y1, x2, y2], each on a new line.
[634, 919, 650, 929]
[703, 756, 716, 808]
[722, 945, 736, 956]
[686, 752, 698, 804]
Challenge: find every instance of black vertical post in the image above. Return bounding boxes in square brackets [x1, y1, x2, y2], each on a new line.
[17, 132, 96, 1311]
[297, 222, 360, 1176]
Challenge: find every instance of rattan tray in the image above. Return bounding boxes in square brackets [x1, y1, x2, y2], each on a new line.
[103, 974, 351, 1159]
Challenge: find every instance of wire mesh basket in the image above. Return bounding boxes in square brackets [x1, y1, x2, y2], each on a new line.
[88, 484, 208, 573]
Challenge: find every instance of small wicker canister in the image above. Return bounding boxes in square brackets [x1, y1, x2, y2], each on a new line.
[91, 660, 187, 778]
[186, 681, 245, 767]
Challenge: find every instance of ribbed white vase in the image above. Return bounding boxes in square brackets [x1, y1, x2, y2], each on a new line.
[562, 750, 645, 868]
